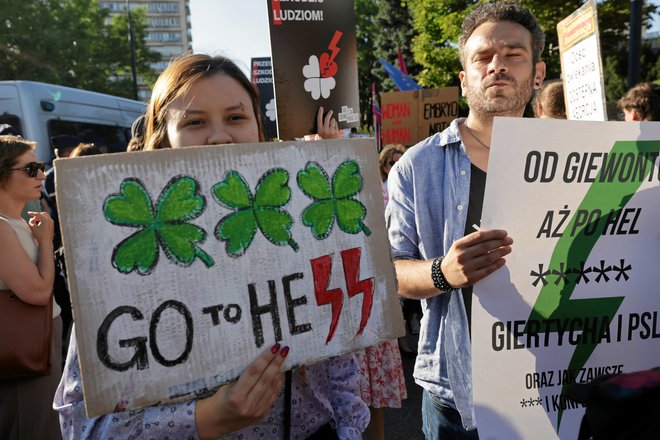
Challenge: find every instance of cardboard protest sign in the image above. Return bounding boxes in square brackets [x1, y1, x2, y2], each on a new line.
[557, 0, 607, 121]
[251, 57, 278, 140]
[267, 0, 360, 140]
[472, 118, 660, 438]
[55, 139, 404, 417]
[380, 87, 459, 146]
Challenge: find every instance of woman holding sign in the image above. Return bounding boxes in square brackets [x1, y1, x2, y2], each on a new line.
[0, 135, 62, 440]
[54, 54, 369, 439]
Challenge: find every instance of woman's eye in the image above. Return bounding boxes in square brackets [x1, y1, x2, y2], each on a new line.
[184, 119, 203, 127]
[228, 114, 247, 122]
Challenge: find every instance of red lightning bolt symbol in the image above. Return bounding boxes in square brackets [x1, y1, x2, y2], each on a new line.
[327, 30, 343, 64]
[341, 247, 374, 336]
[311, 254, 344, 344]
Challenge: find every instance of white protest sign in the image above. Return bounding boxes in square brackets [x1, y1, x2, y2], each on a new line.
[55, 139, 404, 417]
[473, 118, 659, 439]
[557, 0, 607, 121]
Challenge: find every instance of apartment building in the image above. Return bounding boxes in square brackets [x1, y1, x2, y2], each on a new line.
[100, 0, 192, 100]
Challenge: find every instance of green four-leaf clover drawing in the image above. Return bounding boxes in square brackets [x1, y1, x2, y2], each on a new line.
[103, 176, 214, 275]
[297, 160, 371, 240]
[212, 168, 299, 257]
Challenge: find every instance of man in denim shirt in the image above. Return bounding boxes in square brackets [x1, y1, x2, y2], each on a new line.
[386, 2, 546, 438]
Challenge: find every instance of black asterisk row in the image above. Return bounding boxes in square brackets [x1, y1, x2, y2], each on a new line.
[530, 259, 632, 287]
[520, 397, 543, 408]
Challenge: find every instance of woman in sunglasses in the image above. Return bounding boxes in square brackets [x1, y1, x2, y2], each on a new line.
[54, 54, 368, 440]
[0, 135, 62, 439]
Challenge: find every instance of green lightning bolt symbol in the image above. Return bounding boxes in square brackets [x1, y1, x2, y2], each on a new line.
[526, 140, 659, 430]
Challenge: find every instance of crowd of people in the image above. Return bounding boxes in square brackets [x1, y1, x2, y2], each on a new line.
[1, 1, 658, 439]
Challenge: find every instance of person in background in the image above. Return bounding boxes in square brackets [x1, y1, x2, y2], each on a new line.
[386, 2, 545, 438]
[40, 135, 81, 221]
[304, 106, 345, 141]
[379, 144, 420, 357]
[69, 143, 103, 158]
[533, 80, 566, 119]
[126, 114, 146, 152]
[54, 54, 369, 440]
[50, 142, 104, 355]
[0, 135, 62, 440]
[379, 144, 405, 206]
[40, 136, 83, 360]
[0, 124, 19, 136]
[346, 143, 409, 440]
[618, 82, 660, 121]
[0, 124, 43, 220]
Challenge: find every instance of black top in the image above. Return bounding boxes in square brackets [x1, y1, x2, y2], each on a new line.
[462, 163, 487, 335]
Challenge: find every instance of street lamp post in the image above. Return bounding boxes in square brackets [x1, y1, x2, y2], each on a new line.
[126, 0, 139, 101]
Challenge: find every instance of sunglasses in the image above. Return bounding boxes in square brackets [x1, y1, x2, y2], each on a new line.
[388, 160, 398, 166]
[11, 161, 46, 177]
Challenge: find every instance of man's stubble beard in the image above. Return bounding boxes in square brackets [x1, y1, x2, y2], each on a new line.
[464, 72, 535, 118]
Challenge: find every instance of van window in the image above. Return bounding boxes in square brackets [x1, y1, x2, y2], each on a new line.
[0, 113, 23, 136]
[48, 120, 130, 155]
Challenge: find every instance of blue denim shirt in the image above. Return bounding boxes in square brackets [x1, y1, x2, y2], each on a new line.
[386, 118, 476, 429]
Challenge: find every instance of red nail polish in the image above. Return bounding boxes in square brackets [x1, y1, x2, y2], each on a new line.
[280, 346, 290, 357]
[271, 343, 281, 354]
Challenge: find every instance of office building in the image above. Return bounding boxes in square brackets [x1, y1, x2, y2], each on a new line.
[100, 1, 192, 100]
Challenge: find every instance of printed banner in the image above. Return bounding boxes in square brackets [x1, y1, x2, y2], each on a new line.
[55, 139, 404, 417]
[473, 118, 660, 438]
[381, 87, 459, 146]
[251, 57, 278, 140]
[557, 0, 607, 121]
[267, 0, 360, 140]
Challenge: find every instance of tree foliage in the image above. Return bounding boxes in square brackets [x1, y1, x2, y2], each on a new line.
[356, 0, 422, 130]
[407, 0, 658, 106]
[0, 0, 159, 99]
[371, 0, 422, 91]
[355, 0, 380, 128]
[408, 0, 470, 87]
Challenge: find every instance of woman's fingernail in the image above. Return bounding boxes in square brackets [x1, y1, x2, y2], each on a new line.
[280, 346, 290, 357]
[271, 343, 281, 354]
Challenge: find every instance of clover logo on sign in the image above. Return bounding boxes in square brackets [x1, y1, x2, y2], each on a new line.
[103, 176, 214, 275]
[297, 160, 371, 239]
[212, 168, 299, 257]
[265, 98, 277, 122]
[303, 31, 342, 100]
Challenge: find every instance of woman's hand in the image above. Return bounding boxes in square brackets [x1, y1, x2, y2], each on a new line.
[315, 106, 343, 140]
[196, 344, 289, 439]
[27, 211, 54, 244]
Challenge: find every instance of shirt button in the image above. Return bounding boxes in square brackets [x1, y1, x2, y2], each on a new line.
[457, 205, 464, 211]
[460, 169, 466, 176]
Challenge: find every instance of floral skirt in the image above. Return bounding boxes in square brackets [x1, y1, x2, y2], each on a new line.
[354, 339, 407, 408]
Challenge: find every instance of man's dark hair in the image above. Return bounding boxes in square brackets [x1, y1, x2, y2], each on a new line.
[458, 1, 545, 68]
[618, 82, 660, 121]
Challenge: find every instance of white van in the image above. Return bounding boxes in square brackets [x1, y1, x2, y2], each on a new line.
[0, 81, 145, 164]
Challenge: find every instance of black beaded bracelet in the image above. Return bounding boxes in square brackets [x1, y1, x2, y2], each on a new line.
[431, 256, 455, 292]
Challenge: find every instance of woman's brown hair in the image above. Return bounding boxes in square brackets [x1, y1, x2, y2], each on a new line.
[0, 135, 36, 184]
[143, 54, 265, 151]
